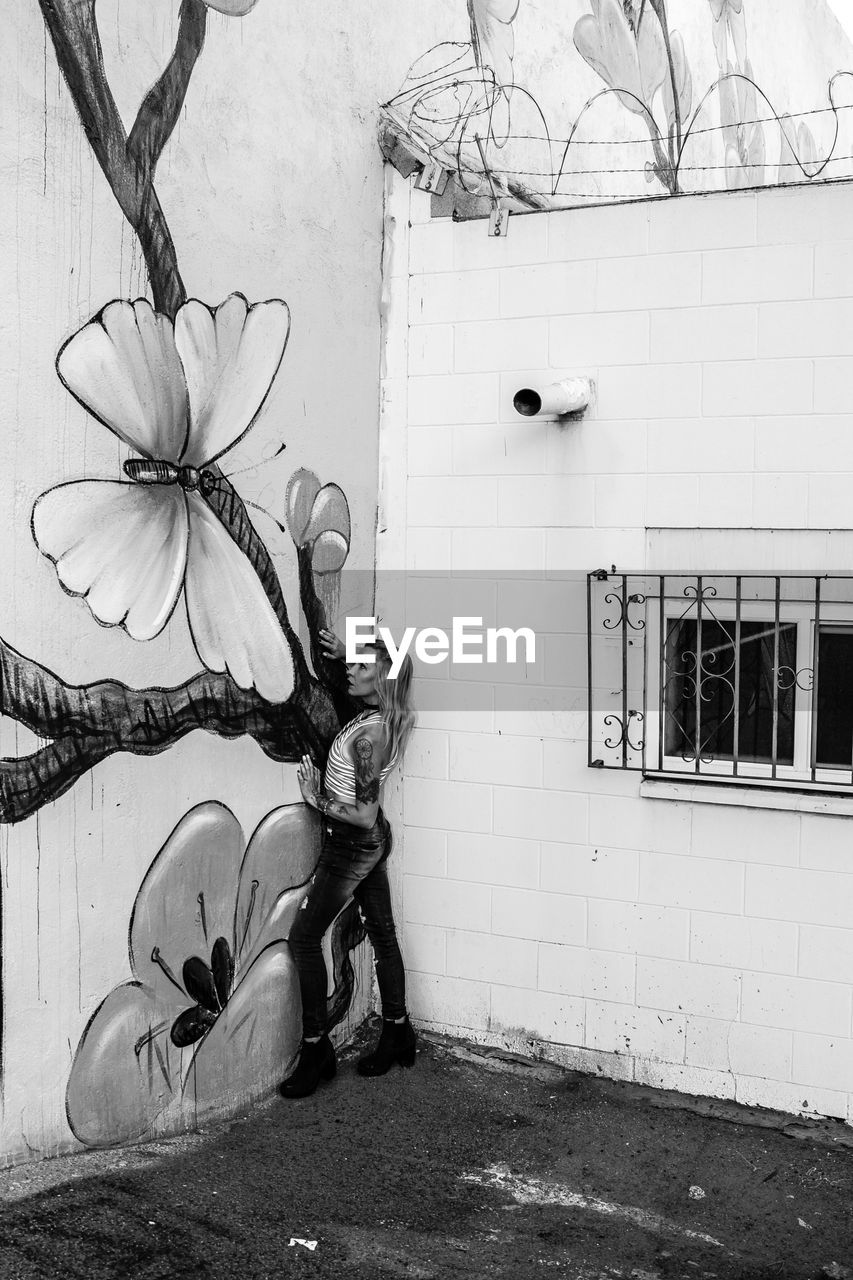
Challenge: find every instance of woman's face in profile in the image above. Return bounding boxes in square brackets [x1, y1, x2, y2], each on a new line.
[347, 659, 379, 699]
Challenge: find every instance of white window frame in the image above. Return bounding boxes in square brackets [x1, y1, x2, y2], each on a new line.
[642, 596, 853, 791]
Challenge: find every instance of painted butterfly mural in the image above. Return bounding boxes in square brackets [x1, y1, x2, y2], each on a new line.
[32, 294, 294, 704]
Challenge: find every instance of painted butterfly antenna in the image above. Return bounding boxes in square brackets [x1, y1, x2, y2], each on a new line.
[242, 499, 288, 536]
[221, 441, 287, 481]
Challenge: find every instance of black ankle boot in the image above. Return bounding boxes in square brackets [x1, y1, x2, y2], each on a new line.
[357, 1016, 417, 1077]
[278, 1034, 336, 1098]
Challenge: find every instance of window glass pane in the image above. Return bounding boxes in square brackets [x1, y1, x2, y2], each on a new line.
[815, 625, 853, 769]
[664, 619, 796, 765]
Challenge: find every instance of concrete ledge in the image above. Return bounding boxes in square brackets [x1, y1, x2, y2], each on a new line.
[640, 776, 853, 815]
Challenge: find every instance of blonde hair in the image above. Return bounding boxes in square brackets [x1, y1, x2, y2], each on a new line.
[366, 638, 416, 765]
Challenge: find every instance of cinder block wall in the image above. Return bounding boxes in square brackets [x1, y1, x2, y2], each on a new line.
[378, 171, 853, 1124]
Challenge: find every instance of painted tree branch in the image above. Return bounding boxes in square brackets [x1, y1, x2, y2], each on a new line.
[0, 619, 340, 825]
[39, 0, 187, 316]
[127, 0, 207, 177]
[296, 544, 359, 726]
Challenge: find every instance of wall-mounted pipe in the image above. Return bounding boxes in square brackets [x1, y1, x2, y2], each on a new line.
[513, 377, 591, 418]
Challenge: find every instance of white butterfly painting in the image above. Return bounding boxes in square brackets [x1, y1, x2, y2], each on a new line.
[32, 293, 295, 704]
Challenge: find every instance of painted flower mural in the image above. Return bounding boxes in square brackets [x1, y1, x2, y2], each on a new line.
[204, 0, 261, 12]
[66, 802, 322, 1148]
[385, 0, 849, 209]
[386, 0, 558, 208]
[286, 469, 352, 628]
[574, 0, 669, 118]
[383, 0, 522, 158]
[708, 0, 746, 72]
[777, 113, 820, 182]
[0, 0, 372, 1158]
[573, 0, 692, 194]
[468, 0, 519, 90]
[286, 469, 351, 576]
[706, 0, 765, 190]
[32, 294, 294, 704]
[719, 65, 765, 189]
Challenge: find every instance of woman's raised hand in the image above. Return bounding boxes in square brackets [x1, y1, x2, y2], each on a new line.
[319, 628, 346, 661]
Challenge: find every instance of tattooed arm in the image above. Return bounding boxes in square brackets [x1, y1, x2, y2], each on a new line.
[296, 730, 384, 829]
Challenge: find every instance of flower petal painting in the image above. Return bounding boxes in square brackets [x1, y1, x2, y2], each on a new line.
[66, 802, 321, 1147]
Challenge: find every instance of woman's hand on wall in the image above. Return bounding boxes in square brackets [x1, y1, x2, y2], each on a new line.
[318, 628, 346, 662]
[297, 754, 323, 806]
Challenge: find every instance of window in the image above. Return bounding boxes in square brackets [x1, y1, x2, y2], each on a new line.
[587, 571, 853, 791]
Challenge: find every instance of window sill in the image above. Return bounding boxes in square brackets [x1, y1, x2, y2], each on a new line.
[639, 775, 853, 817]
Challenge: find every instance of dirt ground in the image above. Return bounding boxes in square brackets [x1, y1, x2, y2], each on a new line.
[0, 1022, 851, 1280]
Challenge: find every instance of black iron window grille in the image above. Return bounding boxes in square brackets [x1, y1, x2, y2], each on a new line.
[587, 571, 853, 791]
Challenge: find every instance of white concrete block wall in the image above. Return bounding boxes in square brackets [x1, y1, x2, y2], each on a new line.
[378, 172, 853, 1125]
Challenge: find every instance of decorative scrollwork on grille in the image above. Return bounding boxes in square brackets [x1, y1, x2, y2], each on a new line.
[601, 590, 646, 632]
[662, 681, 722, 764]
[680, 747, 717, 765]
[670, 585, 739, 750]
[603, 710, 644, 752]
[777, 665, 814, 691]
[588, 569, 853, 782]
[683, 584, 718, 603]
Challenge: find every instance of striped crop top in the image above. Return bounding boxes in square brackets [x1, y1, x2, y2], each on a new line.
[323, 710, 398, 804]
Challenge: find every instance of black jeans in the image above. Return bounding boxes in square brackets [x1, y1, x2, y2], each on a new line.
[288, 810, 407, 1038]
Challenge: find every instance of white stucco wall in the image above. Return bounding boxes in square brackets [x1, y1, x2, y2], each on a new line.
[0, 0, 461, 1164]
[380, 169, 853, 1126]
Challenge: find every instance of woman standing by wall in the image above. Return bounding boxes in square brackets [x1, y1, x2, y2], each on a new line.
[280, 631, 416, 1098]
